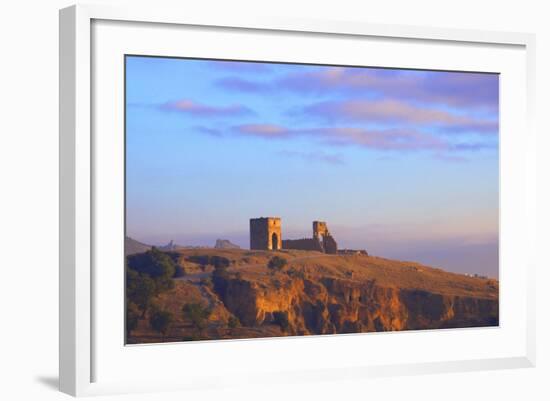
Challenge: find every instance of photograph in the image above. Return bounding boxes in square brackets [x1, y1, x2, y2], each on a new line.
[124, 56, 499, 344]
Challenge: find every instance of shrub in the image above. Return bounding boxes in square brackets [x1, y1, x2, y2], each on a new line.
[271, 279, 282, 290]
[182, 303, 211, 334]
[149, 309, 173, 338]
[268, 256, 287, 271]
[228, 316, 241, 329]
[287, 268, 305, 280]
[126, 267, 157, 317]
[210, 255, 231, 269]
[126, 302, 140, 338]
[173, 265, 186, 278]
[187, 255, 210, 266]
[126, 249, 176, 318]
[187, 255, 230, 269]
[127, 247, 176, 280]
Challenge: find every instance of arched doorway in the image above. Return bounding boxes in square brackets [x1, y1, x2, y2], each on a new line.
[271, 232, 279, 250]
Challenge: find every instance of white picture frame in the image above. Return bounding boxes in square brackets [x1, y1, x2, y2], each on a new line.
[59, 3, 536, 397]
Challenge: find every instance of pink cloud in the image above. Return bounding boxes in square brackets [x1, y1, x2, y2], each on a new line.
[280, 67, 406, 94]
[189, 121, 495, 161]
[317, 127, 447, 151]
[280, 68, 498, 111]
[235, 124, 290, 138]
[232, 124, 447, 152]
[302, 99, 498, 134]
[217, 67, 498, 112]
[160, 99, 253, 117]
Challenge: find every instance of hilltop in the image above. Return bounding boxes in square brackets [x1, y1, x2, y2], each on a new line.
[127, 248, 498, 343]
[124, 236, 151, 256]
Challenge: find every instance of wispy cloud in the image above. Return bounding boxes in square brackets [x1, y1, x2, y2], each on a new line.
[234, 124, 445, 151]
[315, 127, 447, 151]
[277, 150, 345, 165]
[160, 99, 254, 117]
[234, 124, 290, 138]
[230, 123, 495, 157]
[300, 99, 498, 134]
[216, 67, 499, 112]
[161, 63, 498, 163]
[279, 68, 499, 111]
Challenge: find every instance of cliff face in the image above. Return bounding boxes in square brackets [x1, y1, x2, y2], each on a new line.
[127, 248, 498, 343]
[214, 273, 498, 336]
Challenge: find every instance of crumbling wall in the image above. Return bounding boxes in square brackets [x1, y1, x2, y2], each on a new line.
[252, 218, 340, 254]
[322, 234, 338, 254]
[282, 238, 323, 252]
[314, 221, 338, 254]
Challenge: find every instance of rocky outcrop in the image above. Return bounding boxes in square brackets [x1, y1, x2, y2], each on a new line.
[212, 274, 498, 335]
[214, 239, 241, 249]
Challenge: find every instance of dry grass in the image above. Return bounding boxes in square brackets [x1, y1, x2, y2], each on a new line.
[175, 248, 498, 299]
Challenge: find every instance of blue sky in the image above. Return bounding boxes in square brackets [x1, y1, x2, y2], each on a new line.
[126, 56, 499, 278]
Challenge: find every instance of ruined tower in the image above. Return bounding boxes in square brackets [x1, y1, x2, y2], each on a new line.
[313, 221, 338, 254]
[250, 217, 282, 251]
[313, 221, 329, 241]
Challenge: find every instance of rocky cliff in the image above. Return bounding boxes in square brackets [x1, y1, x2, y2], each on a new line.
[214, 271, 498, 336]
[127, 248, 498, 343]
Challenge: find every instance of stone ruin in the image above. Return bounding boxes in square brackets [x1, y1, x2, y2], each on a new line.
[283, 220, 338, 254]
[250, 217, 338, 254]
[249, 217, 282, 251]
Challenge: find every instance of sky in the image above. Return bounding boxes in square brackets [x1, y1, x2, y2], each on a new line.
[125, 56, 499, 278]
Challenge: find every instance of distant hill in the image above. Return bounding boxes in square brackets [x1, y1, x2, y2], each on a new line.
[214, 239, 240, 249]
[124, 236, 151, 256]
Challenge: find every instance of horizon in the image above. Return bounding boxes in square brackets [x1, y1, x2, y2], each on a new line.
[126, 56, 499, 278]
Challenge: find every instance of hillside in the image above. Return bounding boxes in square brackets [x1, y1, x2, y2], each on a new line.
[127, 248, 498, 344]
[124, 236, 151, 256]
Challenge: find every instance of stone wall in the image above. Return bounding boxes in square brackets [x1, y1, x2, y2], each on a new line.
[282, 238, 323, 252]
[322, 234, 338, 254]
[250, 217, 340, 254]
